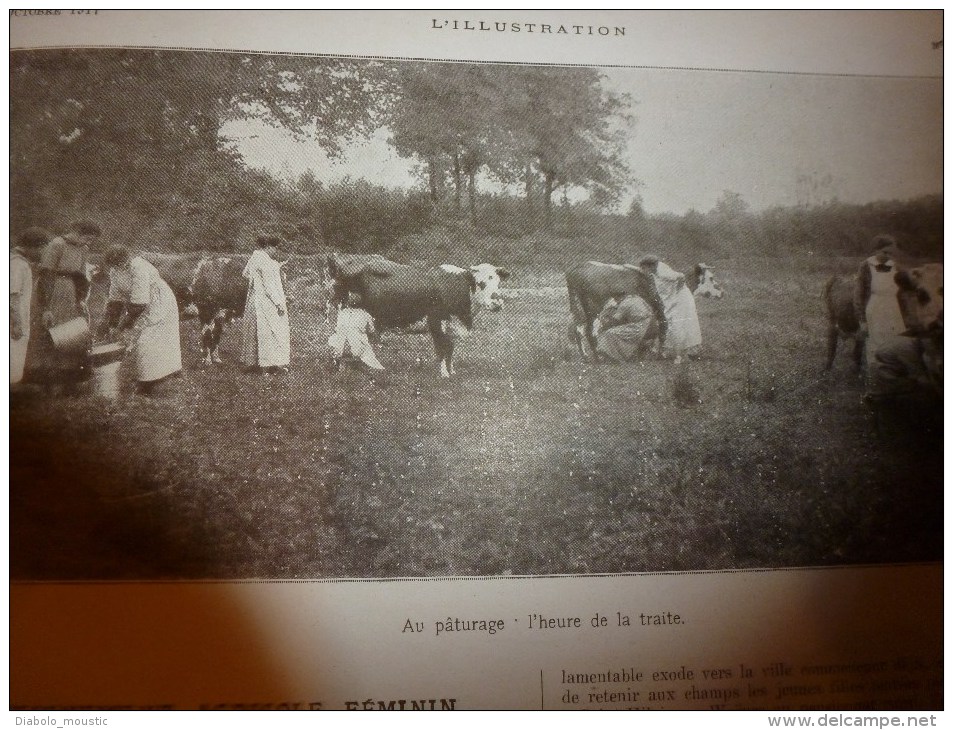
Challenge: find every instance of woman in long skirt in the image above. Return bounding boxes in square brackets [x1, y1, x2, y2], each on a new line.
[640, 255, 702, 363]
[27, 220, 100, 388]
[855, 235, 906, 368]
[99, 245, 182, 395]
[241, 235, 290, 374]
[10, 227, 51, 386]
[594, 295, 658, 362]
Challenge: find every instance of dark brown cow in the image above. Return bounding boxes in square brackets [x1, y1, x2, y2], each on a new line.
[143, 253, 254, 365]
[327, 253, 509, 377]
[566, 261, 667, 361]
[823, 274, 864, 373]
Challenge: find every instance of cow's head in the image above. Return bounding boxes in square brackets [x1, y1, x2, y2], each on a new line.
[896, 264, 943, 334]
[467, 264, 510, 312]
[896, 263, 943, 388]
[691, 263, 724, 298]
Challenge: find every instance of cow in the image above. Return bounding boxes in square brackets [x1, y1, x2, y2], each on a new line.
[824, 263, 943, 375]
[142, 252, 292, 366]
[139, 252, 206, 317]
[686, 263, 724, 299]
[822, 274, 864, 373]
[566, 261, 668, 361]
[327, 253, 510, 377]
[864, 263, 943, 432]
[894, 262, 943, 390]
[895, 263, 943, 335]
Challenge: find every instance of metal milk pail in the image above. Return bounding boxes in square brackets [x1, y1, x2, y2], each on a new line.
[48, 316, 91, 356]
[90, 342, 125, 399]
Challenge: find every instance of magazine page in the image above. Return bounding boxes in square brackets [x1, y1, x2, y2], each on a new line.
[8, 10, 943, 714]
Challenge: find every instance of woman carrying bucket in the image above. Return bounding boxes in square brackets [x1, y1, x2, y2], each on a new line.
[98, 245, 182, 395]
[27, 220, 100, 390]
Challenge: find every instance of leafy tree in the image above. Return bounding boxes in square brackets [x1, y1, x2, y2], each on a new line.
[389, 63, 511, 221]
[10, 49, 392, 239]
[711, 189, 749, 219]
[388, 63, 632, 226]
[506, 66, 632, 223]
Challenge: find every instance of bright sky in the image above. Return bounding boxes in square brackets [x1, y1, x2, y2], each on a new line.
[225, 64, 942, 216]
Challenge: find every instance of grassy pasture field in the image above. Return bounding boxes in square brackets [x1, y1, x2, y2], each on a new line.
[10, 246, 942, 579]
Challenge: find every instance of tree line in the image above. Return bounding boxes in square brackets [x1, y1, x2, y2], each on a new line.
[11, 49, 629, 245]
[11, 49, 940, 261]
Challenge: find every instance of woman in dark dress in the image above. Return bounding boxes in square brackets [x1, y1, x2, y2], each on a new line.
[26, 219, 101, 389]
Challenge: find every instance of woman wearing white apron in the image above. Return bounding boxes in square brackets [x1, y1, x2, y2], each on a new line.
[240, 235, 291, 374]
[640, 255, 702, 363]
[328, 293, 385, 371]
[10, 228, 51, 385]
[855, 236, 906, 368]
[99, 245, 182, 395]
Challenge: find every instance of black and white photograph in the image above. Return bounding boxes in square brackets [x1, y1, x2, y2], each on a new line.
[9, 28, 943, 583]
[8, 10, 944, 714]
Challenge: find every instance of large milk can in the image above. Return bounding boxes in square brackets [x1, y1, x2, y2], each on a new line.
[89, 342, 125, 399]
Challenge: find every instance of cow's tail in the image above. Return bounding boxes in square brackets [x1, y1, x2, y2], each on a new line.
[326, 253, 340, 281]
[325, 254, 344, 319]
[567, 280, 585, 330]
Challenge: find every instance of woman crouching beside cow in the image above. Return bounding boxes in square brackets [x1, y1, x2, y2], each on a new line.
[590, 256, 705, 363]
[327, 292, 385, 372]
[97, 245, 183, 396]
[593, 294, 660, 362]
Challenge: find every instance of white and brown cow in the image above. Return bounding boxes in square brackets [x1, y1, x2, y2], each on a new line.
[327, 253, 509, 377]
[894, 262, 943, 387]
[824, 262, 943, 376]
[686, 263, 724, 299]
[896, 263, 943, 334]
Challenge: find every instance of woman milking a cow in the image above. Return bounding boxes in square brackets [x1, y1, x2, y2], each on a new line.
[97, 244, 183, 395]
[594, 255, 703, 363]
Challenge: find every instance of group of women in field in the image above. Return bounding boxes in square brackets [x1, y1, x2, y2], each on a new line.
[10, 224, 292, 396]
[11, 224, 936, 405]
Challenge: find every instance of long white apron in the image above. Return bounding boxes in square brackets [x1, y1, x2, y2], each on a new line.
[109, 257, 182, 382]
[241, 249, 290, 368]
[864, 258, 906, 367]
[654, 262, 702, 356]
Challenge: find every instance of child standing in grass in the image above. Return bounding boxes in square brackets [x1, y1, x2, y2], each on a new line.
[328, 294, 385, 371]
